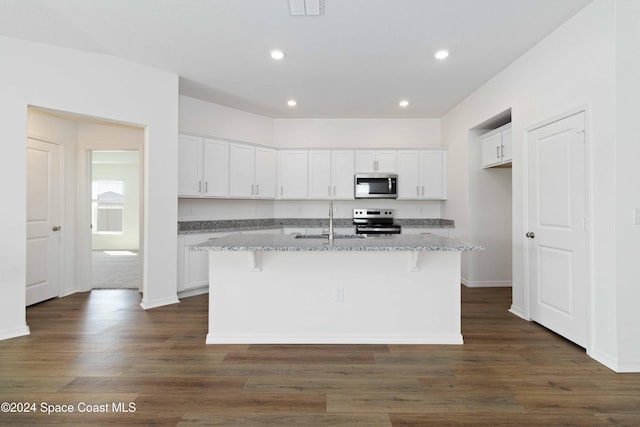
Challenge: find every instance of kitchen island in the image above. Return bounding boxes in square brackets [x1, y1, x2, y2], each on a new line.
[193, 234, 481, 345]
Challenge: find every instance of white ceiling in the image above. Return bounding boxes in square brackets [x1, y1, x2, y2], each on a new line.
[0, 0, 592, 118]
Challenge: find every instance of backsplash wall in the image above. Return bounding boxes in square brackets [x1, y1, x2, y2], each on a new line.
[178, 199, 442, 221]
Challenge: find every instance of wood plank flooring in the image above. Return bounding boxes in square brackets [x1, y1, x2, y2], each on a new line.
[1, 287, 639, 426]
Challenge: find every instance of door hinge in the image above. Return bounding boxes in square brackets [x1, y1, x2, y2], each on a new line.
[577, 129, 586, 143]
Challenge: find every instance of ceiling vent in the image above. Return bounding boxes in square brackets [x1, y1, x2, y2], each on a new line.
[289, 0, 324, 16]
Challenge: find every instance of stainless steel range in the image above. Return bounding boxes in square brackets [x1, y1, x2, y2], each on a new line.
[353, 209, 402, 235]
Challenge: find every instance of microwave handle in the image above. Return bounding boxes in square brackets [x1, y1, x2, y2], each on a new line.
[388, 178, 392, 193]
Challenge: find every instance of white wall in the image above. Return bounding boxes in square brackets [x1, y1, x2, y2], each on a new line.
[0, 35, 179, 341]
[179, 96, 274, 146]
[615, 0, 640, 371]
[274, 118, 441, 148]
[441, 0, 640, 371]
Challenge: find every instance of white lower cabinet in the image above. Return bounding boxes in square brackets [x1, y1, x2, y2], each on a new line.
[178, 229, 283, 294]
[177, 232, 236, 293]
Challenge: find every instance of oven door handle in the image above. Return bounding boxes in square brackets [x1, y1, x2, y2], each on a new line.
[357, 227, 400, 232]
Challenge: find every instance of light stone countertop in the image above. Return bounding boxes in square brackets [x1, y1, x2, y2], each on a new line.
[178, 218, 455, 234]
[191, 233, 482, 252]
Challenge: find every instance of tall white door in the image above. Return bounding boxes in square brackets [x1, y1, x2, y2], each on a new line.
[26, 138, 61, 306]
[527, 112, 588, 347]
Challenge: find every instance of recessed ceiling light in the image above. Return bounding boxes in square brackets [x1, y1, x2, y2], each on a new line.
[434, 50, 449, 60]
[399, 100, 409, 108]
[287, 99, 297, 107]
[270, 50, 285, 60]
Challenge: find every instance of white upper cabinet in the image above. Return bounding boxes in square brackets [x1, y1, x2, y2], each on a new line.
[396, 151, 421, 199]
[178, 134, 446, 201]
[278, 150, 308, 199]
[229, 143, 255, 198]
[420, 150, 446, 199]
[501, 126, 512, 163]
[308, 151, 332, 199]
[178, 135, 229, 198]
[482, 123, 512, 168]
[202, 139, 229, 197]
[331, 150, 355, 199]
[178, 135, 204, 197]
[255, 147, 277, 198]
[396, 150, 446, 200]
[228, 143, 276, 198]
[355, 150, 396, 173]
[308, 150, 355, 200]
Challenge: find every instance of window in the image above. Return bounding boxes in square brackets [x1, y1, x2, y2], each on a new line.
[92, 180, 124, 234]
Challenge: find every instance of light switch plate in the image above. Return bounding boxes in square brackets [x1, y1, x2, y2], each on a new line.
[634, 208, 640, 225]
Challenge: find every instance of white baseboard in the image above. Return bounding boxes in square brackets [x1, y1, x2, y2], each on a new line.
[140, 295, 180, 310]
[589, 348, 640, 373]
[178, 286, 209, 299]
[206, 333, 464, 345]
[0, 325, 30, 341]
[461, 277, 512, 288]
[508, 305, 527, 320]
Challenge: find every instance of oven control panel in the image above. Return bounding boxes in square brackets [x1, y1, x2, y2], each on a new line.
[353, 209, 394, 219]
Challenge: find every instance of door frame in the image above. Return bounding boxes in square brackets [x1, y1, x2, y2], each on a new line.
[522, 105, 593, 351]
[26, 135, 65, 302]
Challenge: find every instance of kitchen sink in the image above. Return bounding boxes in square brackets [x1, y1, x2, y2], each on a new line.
[294, 234, 364, 239]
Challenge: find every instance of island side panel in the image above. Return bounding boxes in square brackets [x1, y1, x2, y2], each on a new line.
[206, 250, 462, 344]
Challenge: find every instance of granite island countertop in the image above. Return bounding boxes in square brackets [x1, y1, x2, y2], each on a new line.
[191, 233, 482, 252]
[178, 218, 455, 234]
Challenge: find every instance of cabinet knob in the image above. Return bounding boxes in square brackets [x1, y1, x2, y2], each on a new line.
[52, 225, 61, 231]
[525, 232, 535, 239]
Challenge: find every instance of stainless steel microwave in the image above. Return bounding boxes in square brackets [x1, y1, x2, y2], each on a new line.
[354, 173, 398, 199]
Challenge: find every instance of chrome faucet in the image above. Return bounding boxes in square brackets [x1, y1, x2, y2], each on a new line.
[328, 200, 334, 241]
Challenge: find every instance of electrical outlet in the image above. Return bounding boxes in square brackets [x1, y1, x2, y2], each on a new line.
[334, 287, 344, 302]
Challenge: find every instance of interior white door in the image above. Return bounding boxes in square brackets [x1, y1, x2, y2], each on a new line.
[527, 111, 588, 347]
[26, 138, 61, 306]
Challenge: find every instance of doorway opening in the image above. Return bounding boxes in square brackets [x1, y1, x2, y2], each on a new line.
[463, 109, 513, 289]
[91, 151, 141, 290]
[26, 106, 145, 307]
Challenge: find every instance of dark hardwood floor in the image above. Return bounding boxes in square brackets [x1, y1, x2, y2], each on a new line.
[1, 287, 639, 426]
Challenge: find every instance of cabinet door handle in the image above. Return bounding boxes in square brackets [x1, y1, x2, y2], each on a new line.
[251, 184, 254, 195]
[422, 186, 425, 196]
[256, 184, 259, 195]
[333, 186, 336, 196]
[500, 145, 504, 159]
[198, 181, 202, 193]
[205, 181, 208, 193]
[496, 146, 500, 159]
